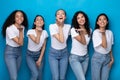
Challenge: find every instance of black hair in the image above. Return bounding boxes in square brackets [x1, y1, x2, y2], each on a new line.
[55, 9, 66, 16]
[95, 13, 109, 30]
[72, 11, 90, 36]
[32, 15, 45, 30]
[2, 10, 28, 37]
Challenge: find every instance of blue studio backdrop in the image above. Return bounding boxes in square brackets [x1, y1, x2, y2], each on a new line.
[0, 0, 120, 80]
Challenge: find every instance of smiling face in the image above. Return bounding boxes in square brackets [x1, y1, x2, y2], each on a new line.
[97, 15, 108, 29]
[15, 11, 24, 25]
[34, 16, 44, 28]
[77, 13, 86, 26]
[56, 10, 66, 23]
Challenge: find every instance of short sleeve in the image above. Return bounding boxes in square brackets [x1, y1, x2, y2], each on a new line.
[6, 28, 17, 39]
[44, 30, 48, 38]
[27, 30, 33, 37]
[71, 28, 79, 38]
[92, 30, 102, 48]
[111, 31, 114, 45]
[49, 24, 58, 36]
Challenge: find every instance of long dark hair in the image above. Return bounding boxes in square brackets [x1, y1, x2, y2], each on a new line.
[2, 10, 28, 37]
[32, 15, 44, 30]
[72, 11, 90, 36]
[95, 13, 109, 30]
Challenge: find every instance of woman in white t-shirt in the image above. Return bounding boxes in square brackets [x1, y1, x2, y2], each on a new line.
[2, 10, 28, 80]
[49, 9, 71, 80]
[91, 13, 114, 80]
[69, 11, 91, 80]
[26, 15, 48, 80]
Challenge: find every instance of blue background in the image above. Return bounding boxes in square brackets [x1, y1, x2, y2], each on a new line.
[0, 0, 120, 80]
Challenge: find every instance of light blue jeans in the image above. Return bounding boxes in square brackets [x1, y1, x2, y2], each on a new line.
[26, 50, 43, 80]
[4, 45, 22, 80]
[49, 47, 69, 80]
[69, 54, 89, 80]
[91, 51, 111, 80]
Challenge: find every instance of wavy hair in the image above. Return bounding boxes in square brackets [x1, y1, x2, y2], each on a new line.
[2, 10, 28, 37]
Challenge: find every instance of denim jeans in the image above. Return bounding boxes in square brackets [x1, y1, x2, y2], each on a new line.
[4, 45, 22, 80]
[49, 47, 69, 80]
[91, 51, 111, 80]
[26, 50, 43, 80]
[69, 54, 89, 80]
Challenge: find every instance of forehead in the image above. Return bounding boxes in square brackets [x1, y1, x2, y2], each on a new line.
[99, 15, 106, 19]
[15, 11, 23, 15]
[57, 10, 65, 14]
[36, 16, 43, 19]
[77, 13, 84, 17]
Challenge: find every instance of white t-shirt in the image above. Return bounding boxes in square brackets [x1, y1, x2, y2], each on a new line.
[92, 29, 114, 54]
[49, 23, 71, 50]
[70, 27, 91, 56]
[27, 29, 48, 52]
[6, 24, 24, 47]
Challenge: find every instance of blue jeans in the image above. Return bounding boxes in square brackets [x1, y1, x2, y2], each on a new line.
[4, 45, 22, 80]
[69, 54, 89, 80]
[26, 50, 43, 80]
[91, 51, 111, 80]
[49, 47, 69, 80]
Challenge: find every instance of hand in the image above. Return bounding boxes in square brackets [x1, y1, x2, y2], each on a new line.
[36, 60, 41, 68]
[108, 58, 114, 68]
[76, 29, 85, 32]
[17, 27, 23, 31]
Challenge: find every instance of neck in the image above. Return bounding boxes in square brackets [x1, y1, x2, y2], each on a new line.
[79, 25, 85, 29]
[14, 23, 21, 28]
[100, 27, 105, 31]
[56, 21, 64, 27]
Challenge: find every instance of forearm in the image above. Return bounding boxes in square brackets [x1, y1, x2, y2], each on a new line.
[18, 31, 23, 45]
[59, 27, 64, 43]
[101, 33, 107, 48]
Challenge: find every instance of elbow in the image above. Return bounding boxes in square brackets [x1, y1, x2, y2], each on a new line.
[82, 42, 86, 45]
[18, 42, 23, 46]
[35, 41, 40, 44]
[102, 44, 107, 48]
[60, 40, 64, 43]
[102, 45, 107, 48]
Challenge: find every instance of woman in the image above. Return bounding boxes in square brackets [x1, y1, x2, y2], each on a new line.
[49, 9, 71, 80]
[2, 10, 28, 80]
[69, 11, 91, 80]
[91, 13, 114, 80]
[26, 15, 48, 80]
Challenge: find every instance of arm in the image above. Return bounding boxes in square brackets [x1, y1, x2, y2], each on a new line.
[28, 30, 42, 44]
[36, 39, 47, 67]
[74, 33, 86, 45]
[108, 50, 114, 68]
[53, 27, 64, 43]
[12, 27, 24, 46]
[74, 29, 86, 45]
[101, 32, 107, 48]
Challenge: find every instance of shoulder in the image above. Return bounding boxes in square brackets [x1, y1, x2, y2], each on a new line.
[93, 29, 99, 34]
[64, 24, 71, 30]
[71, 27, 75, 31]
[6, 24, 16, 31]
[49, 23, 56, 27]
[43, 30, 48, 34]
[49, 23, 56, 29]
[64, 24, 71, 27]
[106, 30, 113, 35]
[27, 29, 35, 34]
[43, 30, 48, 37]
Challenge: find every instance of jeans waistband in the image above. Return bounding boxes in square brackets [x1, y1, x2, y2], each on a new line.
[50, 47, 67, 52]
